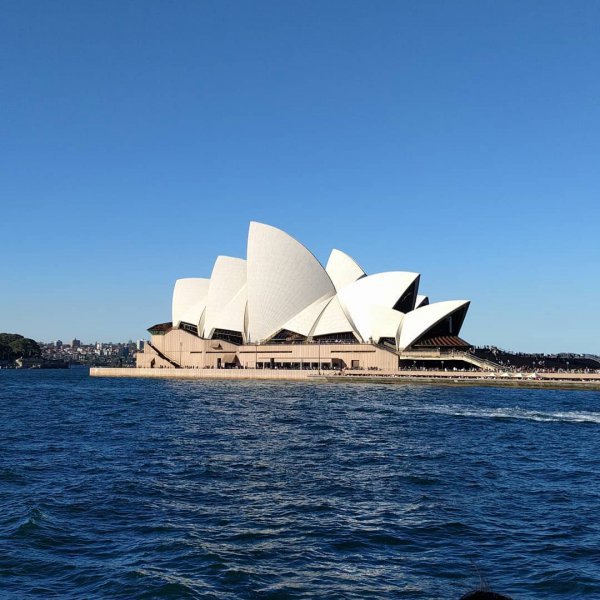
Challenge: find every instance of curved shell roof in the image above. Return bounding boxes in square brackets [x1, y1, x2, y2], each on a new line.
[172, 278, 210, 329]
[325, 249, 366, 291]
[415, 295, 429, 308]
[281, 295, 331, 337]
[202, 256, 247, 339]
[166, 222, 470, 351]
[246, 222, 336, 342]
[338, 272, 419, 342]
[339, 272, 420, 310]
[311, 296, 358, 338]
[367, 305, 405, 345]
[397, 300, 470, 352]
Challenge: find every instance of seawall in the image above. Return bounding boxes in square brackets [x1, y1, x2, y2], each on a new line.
[89, 368, 600, 391]
[90, 367, 324, 381]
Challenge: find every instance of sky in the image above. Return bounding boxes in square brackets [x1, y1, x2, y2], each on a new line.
[1, 1, 599, 353]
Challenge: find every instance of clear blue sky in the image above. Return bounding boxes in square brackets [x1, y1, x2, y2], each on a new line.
[1, 1, 599, 353]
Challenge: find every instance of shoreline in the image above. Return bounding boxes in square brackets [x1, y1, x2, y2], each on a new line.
[89, 367, 600, 391]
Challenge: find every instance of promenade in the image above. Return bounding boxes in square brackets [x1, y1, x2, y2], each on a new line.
[90, 367, 600, 391]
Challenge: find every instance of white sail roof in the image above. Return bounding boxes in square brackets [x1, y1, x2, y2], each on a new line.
[415, 295, 429, 308]
[338, 271, 419, 342]
[397, 300, 470, 351]
[202, 256, 247, 339]
[165, 222, 471, 349]
[311, 296, 358, 338]
[325, 249, 366, 291]
[246, 222, 336, 342]
[367, 305, 405, 345]
[172, 278, 210, 329]
[281, 295, 331, 337]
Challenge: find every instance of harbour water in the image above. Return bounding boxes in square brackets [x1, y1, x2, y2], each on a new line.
[1, 368, 599, 598]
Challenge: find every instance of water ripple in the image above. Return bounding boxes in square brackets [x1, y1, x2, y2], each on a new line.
[1, 369, 599, 598]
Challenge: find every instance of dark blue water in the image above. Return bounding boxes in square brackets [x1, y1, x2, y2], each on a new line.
[1, 369, 599, 599]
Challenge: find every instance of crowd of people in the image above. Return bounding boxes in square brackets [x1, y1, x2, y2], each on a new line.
[472, 346, 600, 373]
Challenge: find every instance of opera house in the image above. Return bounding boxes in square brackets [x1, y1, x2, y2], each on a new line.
[137, 222, 474, 371]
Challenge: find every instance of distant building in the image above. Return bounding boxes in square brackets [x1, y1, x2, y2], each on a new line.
[16, 357, 68, 369]
[55, 340, 63, 349]
[138, 222, 473, 371]
[71, 338, 81, 349]
[16, 357, 43, 368]
[136, 340, 145, 351]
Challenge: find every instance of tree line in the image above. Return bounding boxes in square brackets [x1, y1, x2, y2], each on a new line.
[0, 333, 41, 361]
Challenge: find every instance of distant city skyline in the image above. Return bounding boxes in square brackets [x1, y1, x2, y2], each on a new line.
[2, 1, 599, 353]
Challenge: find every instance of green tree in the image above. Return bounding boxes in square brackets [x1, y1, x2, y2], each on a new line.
[9, 337, 41, 358]
[0, 342, 13, 360]
[0, 333, 23, 346]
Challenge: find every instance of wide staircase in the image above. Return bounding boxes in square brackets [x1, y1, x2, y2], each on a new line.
[439, 350, 500, 371]
[380, 342, 501, 371]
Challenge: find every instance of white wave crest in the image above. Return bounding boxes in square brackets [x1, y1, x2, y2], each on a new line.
[411, 405, 600, 424]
